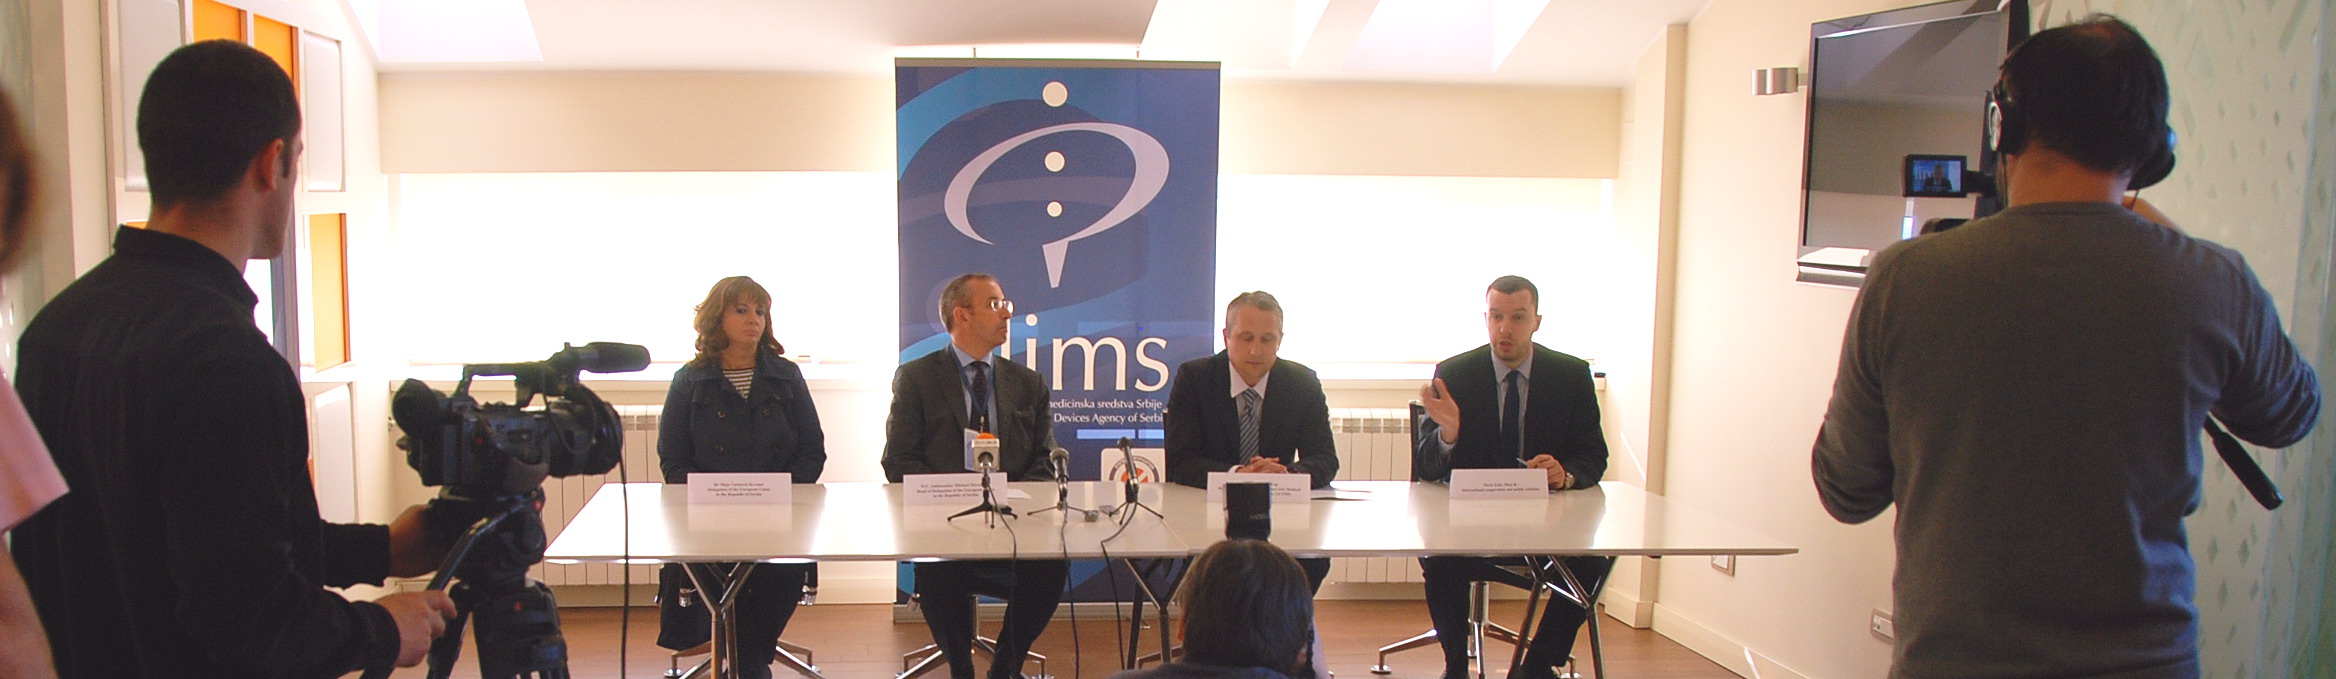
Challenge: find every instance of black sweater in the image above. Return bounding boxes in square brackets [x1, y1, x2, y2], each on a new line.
[10, 227, 399, 677]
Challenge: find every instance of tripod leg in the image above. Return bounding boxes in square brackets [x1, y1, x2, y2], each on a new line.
[423, 604, 474, 679]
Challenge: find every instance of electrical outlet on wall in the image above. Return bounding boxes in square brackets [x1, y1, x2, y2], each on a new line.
[1871, 609, 1895, 641]
[1709, 554, 1735, 575]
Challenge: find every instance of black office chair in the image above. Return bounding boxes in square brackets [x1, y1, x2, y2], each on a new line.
[1369, 402, 1607, 679]
[895, 582, 1051, 679]
[666, 564, 825, 679]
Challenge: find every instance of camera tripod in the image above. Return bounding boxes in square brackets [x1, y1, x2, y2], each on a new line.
[421, 490, 574, 679]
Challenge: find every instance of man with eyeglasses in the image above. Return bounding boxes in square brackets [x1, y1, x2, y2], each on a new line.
[882, 273, 1067, 679]
[1413, 275, 1610, 679]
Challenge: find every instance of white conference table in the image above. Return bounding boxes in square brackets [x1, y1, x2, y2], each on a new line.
[544, 480, 1794, 678]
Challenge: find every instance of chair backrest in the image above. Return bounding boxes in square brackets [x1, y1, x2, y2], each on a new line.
[1407, 400, 1431, 483]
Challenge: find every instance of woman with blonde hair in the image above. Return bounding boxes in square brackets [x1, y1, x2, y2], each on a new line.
[656, 276, 826, 679]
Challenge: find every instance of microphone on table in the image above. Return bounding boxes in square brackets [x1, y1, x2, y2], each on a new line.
[1118, 437, 1138, 505]
[948, 432, 1013, 525]
[1107, 436, 1162, 520]
[1049, 447, 1072, 508]
[972, 433, 1000, 473]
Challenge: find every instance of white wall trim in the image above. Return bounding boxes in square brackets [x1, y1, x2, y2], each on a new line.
[1650, 603, 1753, 678]
[1599, 587, 1655, 629]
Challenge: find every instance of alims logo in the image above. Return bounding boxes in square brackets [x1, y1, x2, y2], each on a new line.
[1002, 318, 1173, 393]
[944, 121, 1169, 289]
[1107, 455, 1163, 483]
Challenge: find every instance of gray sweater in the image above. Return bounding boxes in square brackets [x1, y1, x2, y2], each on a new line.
[1812, 202, 2319, 678]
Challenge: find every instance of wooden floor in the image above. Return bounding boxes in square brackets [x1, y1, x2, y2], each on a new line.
[385, 600, 1737, 679]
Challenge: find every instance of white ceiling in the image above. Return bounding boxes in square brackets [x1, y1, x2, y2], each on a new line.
[360, 0, 1712, 88]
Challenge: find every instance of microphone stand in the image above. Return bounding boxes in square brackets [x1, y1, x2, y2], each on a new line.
[1105, 437, 1162, 520]
[948, 455, 1015, 529]
[1030, 449, 1099, 520]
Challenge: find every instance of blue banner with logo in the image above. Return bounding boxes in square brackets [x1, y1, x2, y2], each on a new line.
[897, 59, 1219, 482]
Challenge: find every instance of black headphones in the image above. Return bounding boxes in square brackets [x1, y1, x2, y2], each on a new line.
[1989, 81, 2177, 190]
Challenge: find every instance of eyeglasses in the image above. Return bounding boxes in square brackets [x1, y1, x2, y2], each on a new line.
[971, 299, 1013, 314]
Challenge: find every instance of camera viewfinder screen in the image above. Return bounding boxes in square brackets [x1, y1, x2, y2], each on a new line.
[1904, 155, 1966, 198]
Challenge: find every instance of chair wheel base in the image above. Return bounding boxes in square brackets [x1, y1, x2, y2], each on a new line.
[1368, 666, 1393, 675]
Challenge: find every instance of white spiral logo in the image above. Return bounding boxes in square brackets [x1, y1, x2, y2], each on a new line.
[942, 122, 1171, 288]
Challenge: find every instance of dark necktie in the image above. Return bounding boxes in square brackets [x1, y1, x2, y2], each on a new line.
[1500, 371, 1522, 461]
[1238, 388, 1262, 462]
[968, 361, 991, 433]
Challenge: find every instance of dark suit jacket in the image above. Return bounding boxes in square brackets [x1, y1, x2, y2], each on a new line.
[882, 347, 1059, 482]
[1164, 352, 1339, 489]
[1413, 343, 1607, 488]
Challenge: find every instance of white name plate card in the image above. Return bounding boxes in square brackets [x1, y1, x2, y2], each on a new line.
[1205, 472, 1310, 503]
[1448, 469, 1552, 499]
[687, 473, 793, 504]
[904, 473, 1014, 504]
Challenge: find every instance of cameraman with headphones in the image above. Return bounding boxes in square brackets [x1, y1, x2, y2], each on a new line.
[1812, 15, 2319, 679]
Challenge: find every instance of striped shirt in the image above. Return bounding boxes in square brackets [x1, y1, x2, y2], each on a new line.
[724, 367, 753, 399]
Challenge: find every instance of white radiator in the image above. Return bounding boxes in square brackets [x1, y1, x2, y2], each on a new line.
[531, 405, 664, 588]
[1328, 407, 1423, 585]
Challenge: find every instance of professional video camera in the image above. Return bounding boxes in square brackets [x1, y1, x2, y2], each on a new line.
[387, 342, 651, 679]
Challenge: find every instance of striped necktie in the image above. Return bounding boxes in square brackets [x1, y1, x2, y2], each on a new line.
[1238, 388, 1262, 462]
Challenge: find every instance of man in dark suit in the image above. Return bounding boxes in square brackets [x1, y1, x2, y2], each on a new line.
[881, 273, 1067, 679]
[1164, 291, 1340, 589]
[1414, 275, 1610, 679]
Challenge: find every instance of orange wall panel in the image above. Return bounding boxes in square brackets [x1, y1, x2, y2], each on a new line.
[252, 14, 298, 89]
[307, 213, 349, 368]
[191, 0, 243, 42]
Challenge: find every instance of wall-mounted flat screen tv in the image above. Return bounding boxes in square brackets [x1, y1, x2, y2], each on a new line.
[1796, 0, 2025, 287]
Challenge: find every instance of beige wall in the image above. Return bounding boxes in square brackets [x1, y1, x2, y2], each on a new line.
[1220, 80, 1618, 177]
[1597, 22, 1688, 631]
[380, 72, 898, 173]
[1656, 1, 1902, 676]
[380, 72, 1621, 178]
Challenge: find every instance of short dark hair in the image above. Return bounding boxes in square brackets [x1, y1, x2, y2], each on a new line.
[937, 273, 996, 331]
[1487, 275, 1539, 311]
[0, 86, 34, 272]
[137, 40, 301, 206]
[1177, 539, 1313, 674]
[1997, 15, 2169, 176]
[1225, 291, 1283, 323]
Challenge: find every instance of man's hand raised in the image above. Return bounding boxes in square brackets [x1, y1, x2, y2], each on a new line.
[1418, 378, 1461, 446]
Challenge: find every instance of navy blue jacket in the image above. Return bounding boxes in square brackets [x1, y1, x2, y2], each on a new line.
[659, 351, 827, 483]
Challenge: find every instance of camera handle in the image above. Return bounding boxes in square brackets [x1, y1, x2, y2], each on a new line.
[353, 495, 529, 679]
[2206, 417, 2283, 510]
